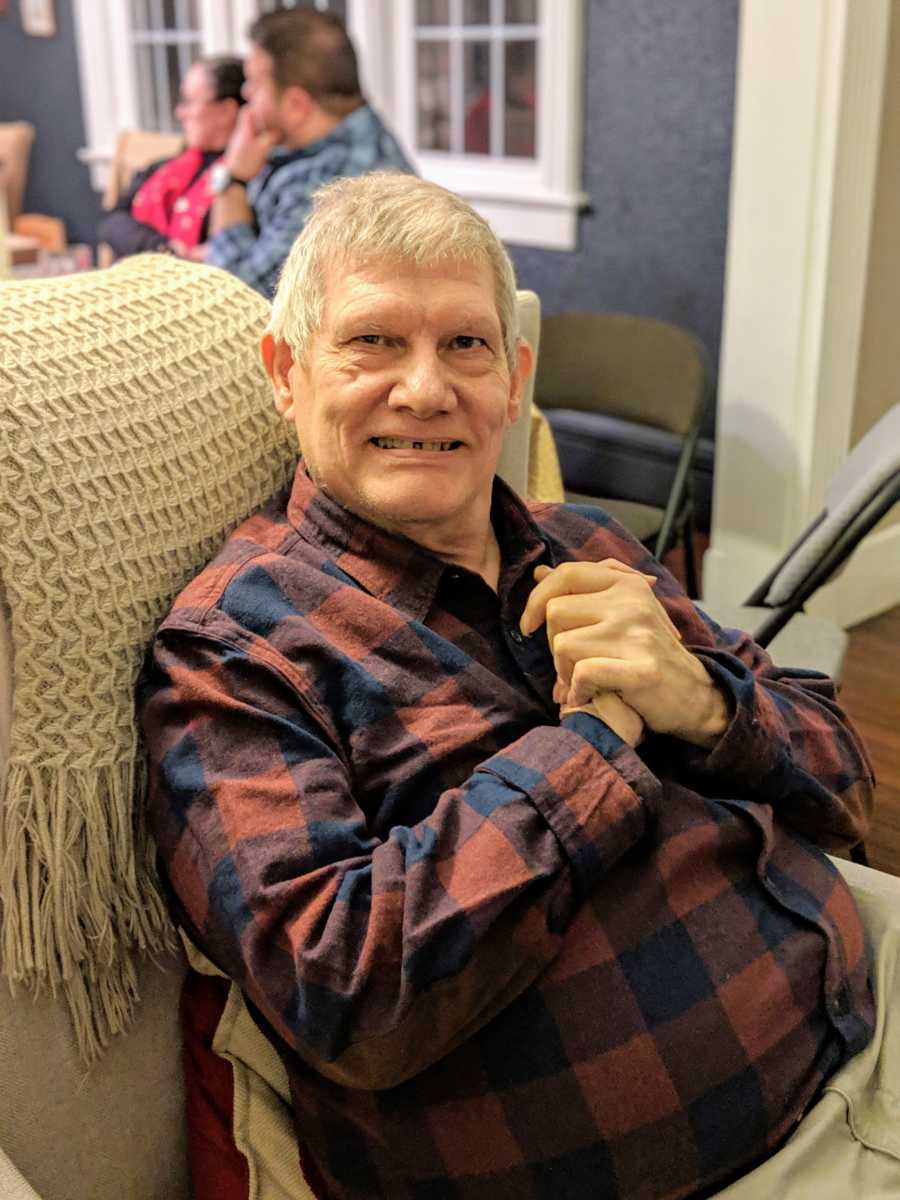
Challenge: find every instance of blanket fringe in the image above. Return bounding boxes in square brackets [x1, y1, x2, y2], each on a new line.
[0, 760, 175, 1062]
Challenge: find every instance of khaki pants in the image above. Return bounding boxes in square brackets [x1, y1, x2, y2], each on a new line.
[715, 859, 900, 1199]
[201, 858, 900, 1200]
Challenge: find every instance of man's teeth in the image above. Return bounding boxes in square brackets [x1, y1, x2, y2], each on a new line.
[372, 438, 459, 451]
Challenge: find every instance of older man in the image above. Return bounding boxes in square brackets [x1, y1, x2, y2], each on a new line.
[204, 7, 412, 297]
[141, 174, 876, 1199]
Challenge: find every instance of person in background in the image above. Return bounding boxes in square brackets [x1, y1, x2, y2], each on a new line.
[97, 56, 244, 260]
[203, 7, 413, 298]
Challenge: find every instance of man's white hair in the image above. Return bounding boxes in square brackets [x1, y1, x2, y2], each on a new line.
[268, 172, 520, 371]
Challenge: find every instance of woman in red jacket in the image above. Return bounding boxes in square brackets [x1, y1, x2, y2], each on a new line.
[98, 56, 244, 259]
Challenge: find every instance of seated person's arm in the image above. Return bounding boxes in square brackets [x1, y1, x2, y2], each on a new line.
[207, 178, 314, 299]
[521, 547, 873, 852]
[142, 623, 658, 1092]
[97, 160, 171, 257]
[205, 106, 290, 297]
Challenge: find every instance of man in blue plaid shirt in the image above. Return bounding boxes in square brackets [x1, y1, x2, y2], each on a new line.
[204, 8, 413, 298]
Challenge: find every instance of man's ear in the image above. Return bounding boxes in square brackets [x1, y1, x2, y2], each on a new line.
[507, 337, 534, 425]
[260, 333, 297, 421]
[282, 84, 314, 126]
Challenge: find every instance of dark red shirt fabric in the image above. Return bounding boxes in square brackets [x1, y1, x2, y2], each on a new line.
[140, 467, 875, 1199]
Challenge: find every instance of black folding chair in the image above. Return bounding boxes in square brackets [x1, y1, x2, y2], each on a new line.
[535, 312, 711, 598]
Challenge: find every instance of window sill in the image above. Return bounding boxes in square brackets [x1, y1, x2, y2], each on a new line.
[415, 154, 587, 250]
[76, 145, 114, 192]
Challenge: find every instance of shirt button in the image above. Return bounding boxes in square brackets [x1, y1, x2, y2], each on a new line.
[829, 992, 848, 1018]
[509, 628, 523, 644]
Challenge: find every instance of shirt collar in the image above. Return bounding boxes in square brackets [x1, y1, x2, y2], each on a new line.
[285, 463, 549, 622]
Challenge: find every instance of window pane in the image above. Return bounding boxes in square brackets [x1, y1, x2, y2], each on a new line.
[463, 0, 490, 24]
[416, 41, 450, 151]
[463, 41, 490, 154]
[165, 44, 185, 129]
[505, 40, 536, 157]
[505, 0, 537, 22]
[162, 0, 178, 29]
[134, 45, 158, 128]
[131, 0, 151, 31]
[416, 0, 449, 26]
[175, 0, 199, 29]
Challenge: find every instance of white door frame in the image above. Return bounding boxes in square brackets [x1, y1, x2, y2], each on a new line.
[704, 0, 895, 627]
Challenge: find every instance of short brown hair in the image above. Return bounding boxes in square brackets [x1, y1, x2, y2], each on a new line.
[249, 8, 362, 118]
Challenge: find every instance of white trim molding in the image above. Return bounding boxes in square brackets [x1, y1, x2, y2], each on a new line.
[704, 0, 892, 624]
[73, 0, 139, 191]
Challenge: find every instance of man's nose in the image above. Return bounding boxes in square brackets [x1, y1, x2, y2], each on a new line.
[388, 349, 456, 417]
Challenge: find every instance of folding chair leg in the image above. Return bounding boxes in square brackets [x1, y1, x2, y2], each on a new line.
[849, 842, 869, 867]
[683, 517, 700, 599]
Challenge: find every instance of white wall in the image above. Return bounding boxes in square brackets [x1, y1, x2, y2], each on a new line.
[705, 0, 897, 628]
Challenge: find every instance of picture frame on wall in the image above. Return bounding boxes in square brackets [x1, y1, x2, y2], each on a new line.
[20, 0, 55, 37]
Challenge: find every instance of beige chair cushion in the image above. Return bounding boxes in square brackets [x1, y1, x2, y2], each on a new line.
[0, 952, 189, 1200]
[495, 289, 539, 497]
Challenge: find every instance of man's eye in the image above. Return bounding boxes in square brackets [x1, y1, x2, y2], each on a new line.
[354, 334, 389, 347]
[450, 335, 489, 351]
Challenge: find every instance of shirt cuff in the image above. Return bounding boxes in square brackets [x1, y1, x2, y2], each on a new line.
[671, 649, 792, 793]
[207, 224, 256, 270]
[483, 717, 659, 898]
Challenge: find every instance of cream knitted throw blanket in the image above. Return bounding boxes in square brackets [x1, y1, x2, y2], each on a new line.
[0, 255, 297, 1061]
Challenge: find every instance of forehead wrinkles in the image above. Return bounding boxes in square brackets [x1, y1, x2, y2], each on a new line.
[322, 257, 501, 335]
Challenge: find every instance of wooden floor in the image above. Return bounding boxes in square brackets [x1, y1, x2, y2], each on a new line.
[837, 606, 900, 877]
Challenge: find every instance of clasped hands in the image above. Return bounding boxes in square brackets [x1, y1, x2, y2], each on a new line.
[520, 561, 729, 750]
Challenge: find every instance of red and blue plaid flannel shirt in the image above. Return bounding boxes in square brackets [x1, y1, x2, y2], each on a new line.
[141, 467, 875, 1199]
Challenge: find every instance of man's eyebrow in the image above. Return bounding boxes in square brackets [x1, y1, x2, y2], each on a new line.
[332, 308, 391, 332]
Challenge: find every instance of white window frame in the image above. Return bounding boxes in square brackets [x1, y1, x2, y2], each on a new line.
[362, 0, 586, 250]
[74, 0, 586, 250]
[73, 0, 238, 191]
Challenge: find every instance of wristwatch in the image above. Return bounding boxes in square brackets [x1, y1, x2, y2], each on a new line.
[210, 164, 251, 195]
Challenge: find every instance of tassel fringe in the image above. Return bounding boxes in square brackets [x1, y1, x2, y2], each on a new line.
[0, 761, 175, 1063]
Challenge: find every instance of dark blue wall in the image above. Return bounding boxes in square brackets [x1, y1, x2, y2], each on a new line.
[511, 0, 739, 428]
[0, 0, 101, 245]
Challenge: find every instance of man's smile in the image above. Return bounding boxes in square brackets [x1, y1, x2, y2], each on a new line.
[370, 437, 463, 451]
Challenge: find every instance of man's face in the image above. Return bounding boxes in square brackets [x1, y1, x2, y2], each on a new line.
[282, 256, 526, 547]
[242, 45, 285, 136]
